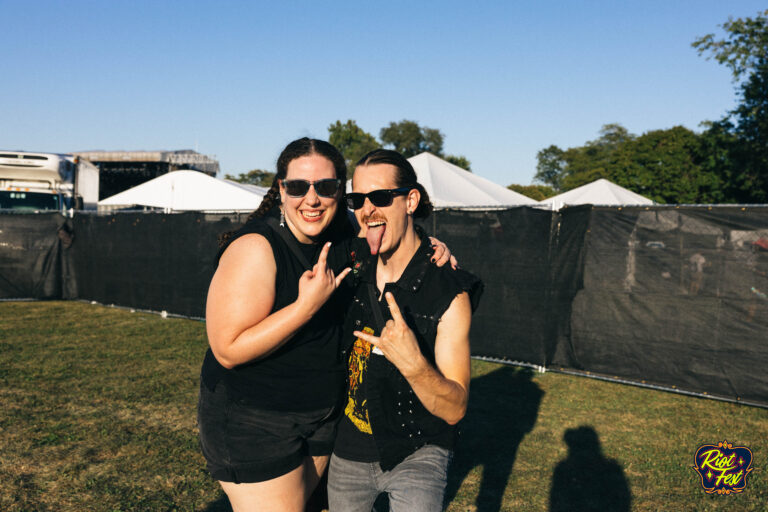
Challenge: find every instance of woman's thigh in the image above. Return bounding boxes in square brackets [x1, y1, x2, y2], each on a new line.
[220, 462, 306, 512]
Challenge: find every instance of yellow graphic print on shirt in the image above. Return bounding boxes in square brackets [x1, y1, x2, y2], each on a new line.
[344, 326, 374, 434]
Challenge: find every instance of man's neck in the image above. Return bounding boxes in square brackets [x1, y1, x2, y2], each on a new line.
[376, 224, 421, 293]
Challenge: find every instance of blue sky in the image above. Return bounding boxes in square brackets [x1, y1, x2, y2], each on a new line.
[2, 1, 764, 187]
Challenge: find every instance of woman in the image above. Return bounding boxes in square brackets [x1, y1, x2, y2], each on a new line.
[198, 138, 451, 511]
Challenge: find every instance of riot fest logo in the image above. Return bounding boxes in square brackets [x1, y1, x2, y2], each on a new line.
[692, 440, 753, 494]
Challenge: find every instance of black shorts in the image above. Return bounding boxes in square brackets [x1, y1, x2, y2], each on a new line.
[197, 379, 340, 483]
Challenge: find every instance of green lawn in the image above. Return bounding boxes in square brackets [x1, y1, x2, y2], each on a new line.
[1, 301, 765, 511]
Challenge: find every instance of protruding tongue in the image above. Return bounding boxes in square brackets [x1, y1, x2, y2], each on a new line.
[366, 225, 385, 255]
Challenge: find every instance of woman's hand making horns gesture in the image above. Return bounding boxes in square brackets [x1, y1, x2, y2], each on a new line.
[297, 241, 351, 315]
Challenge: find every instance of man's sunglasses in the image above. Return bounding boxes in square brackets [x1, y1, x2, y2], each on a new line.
[345, 187, 412, 210]
[281, 178, 341, 198]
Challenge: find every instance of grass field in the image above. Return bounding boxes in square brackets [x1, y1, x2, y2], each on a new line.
[1, 301, 766, 511]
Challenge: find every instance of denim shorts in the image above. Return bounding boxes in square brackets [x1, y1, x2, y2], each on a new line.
[328, 444, 453, 512]
[197, 379, 340, 483]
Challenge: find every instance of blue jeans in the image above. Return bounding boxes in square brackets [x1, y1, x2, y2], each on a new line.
[327, 445, 452, 512]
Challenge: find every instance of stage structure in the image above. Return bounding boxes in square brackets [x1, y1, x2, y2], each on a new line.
[72, 150, 220, 200]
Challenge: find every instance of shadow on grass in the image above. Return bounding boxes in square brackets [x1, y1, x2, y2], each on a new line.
[445, 366, 543, 512]
[549, 426, 631, 512]
[201, 494, 232, 512]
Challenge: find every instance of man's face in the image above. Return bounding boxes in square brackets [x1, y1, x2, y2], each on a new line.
[351, 163, 419, 256]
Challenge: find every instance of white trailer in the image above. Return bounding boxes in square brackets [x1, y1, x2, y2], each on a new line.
[0, 151, 99, 212]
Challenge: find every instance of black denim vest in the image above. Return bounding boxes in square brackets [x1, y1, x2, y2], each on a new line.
[342, 237, 483, 471]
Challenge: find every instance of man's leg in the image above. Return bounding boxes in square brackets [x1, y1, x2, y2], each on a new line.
[327, 453, 380, 512]
[382, 445, 452, 512]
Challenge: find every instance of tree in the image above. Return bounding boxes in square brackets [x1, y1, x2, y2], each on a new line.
[556, 124, 636, 191]
[536, 126, 625, 192]
[224, 169, 275, 187]
[444, 154, 472, 171]
[616, 126, 723, 204]
[692, 10, 768, 80]
[380, 120, 444, 158]
[726, 64, 768, 202]
[328, 118, 472, 174]
[328, 120, 381, 177]
[534, 145, 566, 190]
[534, 125, 636, 192]
[378, 119, 472, 171]
[694, 10, 768, 202]
[507, 184, 556, 201]
[533, 124, 727, 204]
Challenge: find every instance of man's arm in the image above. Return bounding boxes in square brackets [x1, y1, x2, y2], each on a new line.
[353, 292, 472, 425]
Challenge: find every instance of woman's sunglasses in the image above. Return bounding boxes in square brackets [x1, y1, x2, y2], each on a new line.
[345, 187, 412, 210]
[281, 178, 341, 198]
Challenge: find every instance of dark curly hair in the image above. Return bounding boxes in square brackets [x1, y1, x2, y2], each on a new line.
[219, 137, 348, 246]
[355, 149, 433, 219]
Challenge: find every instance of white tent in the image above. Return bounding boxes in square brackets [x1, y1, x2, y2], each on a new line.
[538, 178, 654, 210]
[99, 170, 268, 211]
[404, 153, 536, 207]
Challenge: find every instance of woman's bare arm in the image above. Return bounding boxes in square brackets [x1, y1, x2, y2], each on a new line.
[206, 234, 349, 369]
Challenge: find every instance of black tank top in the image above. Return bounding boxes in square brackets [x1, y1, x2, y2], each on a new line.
[200, 212, 356, 411]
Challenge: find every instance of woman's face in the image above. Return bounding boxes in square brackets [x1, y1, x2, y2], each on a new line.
[279, 154, 340, 244]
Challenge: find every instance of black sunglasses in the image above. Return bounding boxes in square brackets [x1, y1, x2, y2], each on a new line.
[345, 187, 412, 210]
[281, 178, 341, 198]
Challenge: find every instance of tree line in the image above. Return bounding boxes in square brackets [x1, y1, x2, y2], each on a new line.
[329, 119, 471, 177]
[531, 9, 768, 203]
[226, 120, 471, 185]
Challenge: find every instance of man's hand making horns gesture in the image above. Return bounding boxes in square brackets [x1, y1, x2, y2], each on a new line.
[353, 290, 472, 425]
[353, 291, 425, 379]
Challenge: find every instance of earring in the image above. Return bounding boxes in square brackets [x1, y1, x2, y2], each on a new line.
[279, 208, 285, 227]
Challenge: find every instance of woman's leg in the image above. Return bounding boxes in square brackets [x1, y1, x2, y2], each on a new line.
[305, 455, 331, 512]
[220, 463, 306, 512]
[220, 455, 330, 512]
[305, 454, 330, 497]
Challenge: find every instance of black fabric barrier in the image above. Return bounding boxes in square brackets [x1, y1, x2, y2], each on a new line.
[68, 212, 248, 318]
[0, 212, 71, 299]
[423, 207, 564, 366]
[556, 206, 768, 406]
[1, 207, 766, 406]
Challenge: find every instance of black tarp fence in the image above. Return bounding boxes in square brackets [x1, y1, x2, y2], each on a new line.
[1, 206, 767, 406]
[558, 206, 768, 406]
[0, 212, 71, 300]
[68, 212, 243, 318]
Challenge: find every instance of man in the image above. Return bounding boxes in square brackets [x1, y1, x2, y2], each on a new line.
[328, 149, 482, 512]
